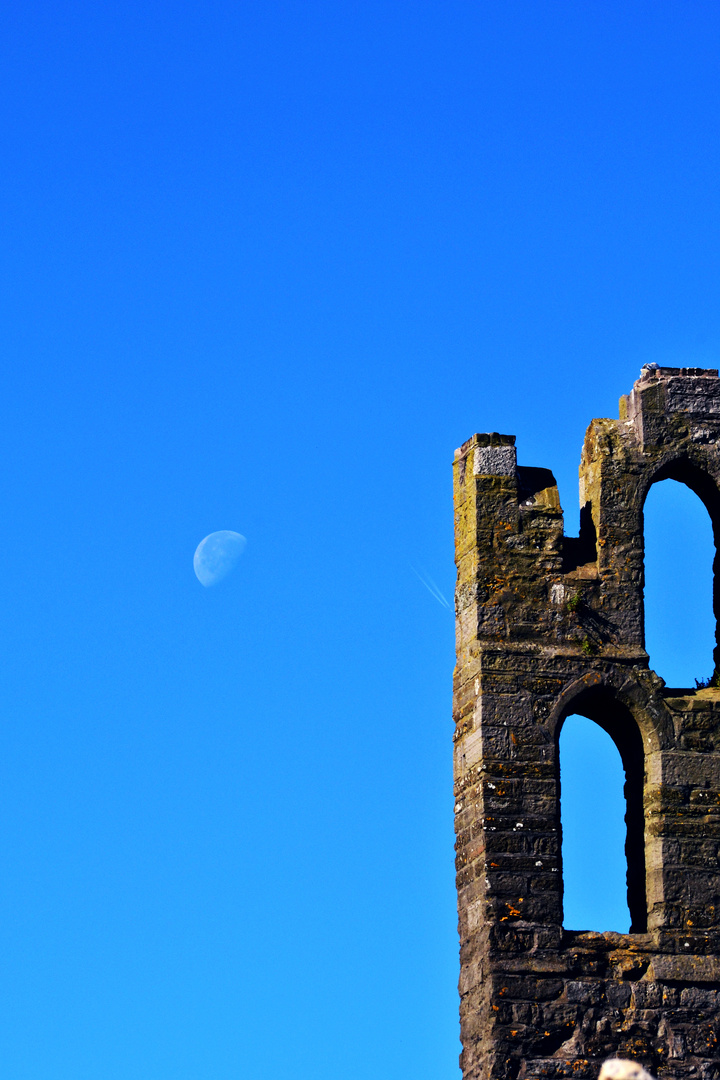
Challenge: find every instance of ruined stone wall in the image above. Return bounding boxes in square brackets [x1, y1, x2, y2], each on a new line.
[453, 367, 720, 1080]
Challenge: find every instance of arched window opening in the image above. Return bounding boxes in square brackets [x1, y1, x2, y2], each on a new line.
[559, 696, 646, 934]
[644, 476, 716, 687]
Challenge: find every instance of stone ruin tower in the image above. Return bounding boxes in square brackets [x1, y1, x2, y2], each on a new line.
[453, 366, 720, 1080]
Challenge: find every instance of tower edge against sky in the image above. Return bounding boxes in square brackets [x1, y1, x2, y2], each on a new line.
[453, 366, 720, 1079]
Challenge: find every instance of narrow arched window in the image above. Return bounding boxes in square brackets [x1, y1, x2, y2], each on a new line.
[559, 696, 646, 933]
[644, 477, 715, 687]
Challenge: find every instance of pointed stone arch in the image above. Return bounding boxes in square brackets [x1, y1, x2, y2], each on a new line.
[555, 685, 646, 932]
[641, 457, 720, 675]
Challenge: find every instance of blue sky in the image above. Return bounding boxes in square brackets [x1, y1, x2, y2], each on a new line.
[1, 1, 719, 1077]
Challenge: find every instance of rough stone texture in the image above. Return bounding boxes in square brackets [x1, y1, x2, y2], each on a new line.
[453, 366, 720, 1080]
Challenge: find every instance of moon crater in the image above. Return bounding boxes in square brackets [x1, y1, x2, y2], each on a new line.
[193, 531, 247, 587]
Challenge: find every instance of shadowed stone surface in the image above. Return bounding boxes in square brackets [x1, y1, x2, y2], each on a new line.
[453, 367, 720, 1080]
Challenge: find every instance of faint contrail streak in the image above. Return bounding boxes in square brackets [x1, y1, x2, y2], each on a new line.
[411, 566, 452, 610]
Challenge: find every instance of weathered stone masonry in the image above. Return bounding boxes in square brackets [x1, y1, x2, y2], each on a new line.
[453, 367, 720, 1080]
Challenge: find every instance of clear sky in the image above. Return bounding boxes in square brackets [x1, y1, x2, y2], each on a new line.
[1, 2, 719, 1077]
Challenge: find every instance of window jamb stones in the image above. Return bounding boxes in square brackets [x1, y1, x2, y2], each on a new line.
[555, 686, 647, 934]
[640, 457, 720, 680]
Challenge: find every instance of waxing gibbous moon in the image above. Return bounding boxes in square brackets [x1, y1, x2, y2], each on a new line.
[193, 531, 247, 587]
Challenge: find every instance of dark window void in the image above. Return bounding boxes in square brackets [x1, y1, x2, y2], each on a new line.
[644, 477, 715, 687]
[559, 694, 646, 933]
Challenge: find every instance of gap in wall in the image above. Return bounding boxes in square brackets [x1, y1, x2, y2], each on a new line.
[560, 714, 630, 933]
[643, 478, 714, 688]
